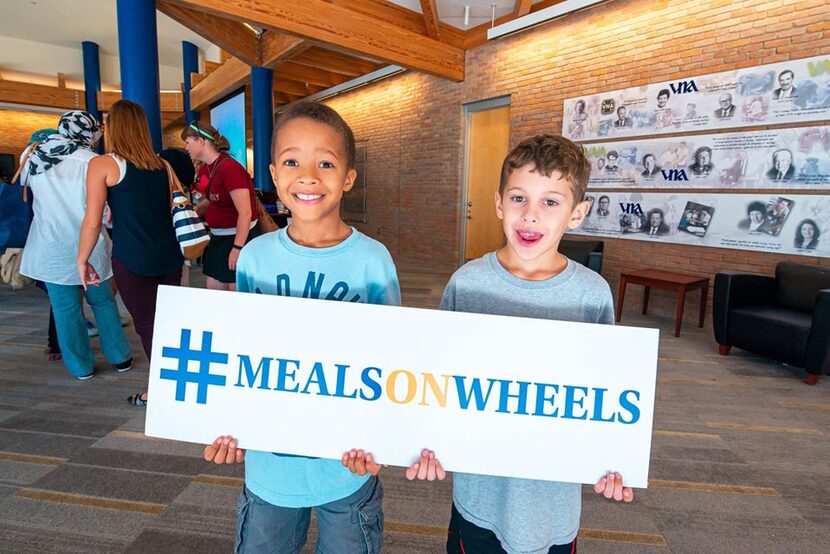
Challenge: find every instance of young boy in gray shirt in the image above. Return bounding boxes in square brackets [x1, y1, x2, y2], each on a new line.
[423, 134, 634, 554]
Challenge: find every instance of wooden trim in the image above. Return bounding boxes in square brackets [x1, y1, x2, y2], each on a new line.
[164, 0, 464, 80]
[157, 0, 259, 66]
[277, 62, 351, 88]
[97, 91, 183, 113]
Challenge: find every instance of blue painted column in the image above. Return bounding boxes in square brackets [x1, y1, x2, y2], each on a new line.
[116, 0, 162, 151]
[81, 41, 102, 122]
[182, 41, 200, 125]
[251, 66, 275, 191]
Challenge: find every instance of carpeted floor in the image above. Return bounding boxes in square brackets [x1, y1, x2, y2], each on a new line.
[0, 266, 828, 553]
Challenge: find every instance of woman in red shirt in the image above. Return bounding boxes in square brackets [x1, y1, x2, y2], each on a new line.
[182, 121, 259, 290]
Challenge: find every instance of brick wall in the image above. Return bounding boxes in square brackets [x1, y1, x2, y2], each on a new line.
[0, 109, 62, 165]
[327, 0, 830, 320]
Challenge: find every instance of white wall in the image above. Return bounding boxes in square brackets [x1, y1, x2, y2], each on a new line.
[0, 35, 218, 90]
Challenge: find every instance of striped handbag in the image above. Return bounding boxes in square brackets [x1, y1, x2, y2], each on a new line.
[161, 159, 210, 260]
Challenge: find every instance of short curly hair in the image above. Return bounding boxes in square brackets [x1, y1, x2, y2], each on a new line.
[498, 134, 591, 204]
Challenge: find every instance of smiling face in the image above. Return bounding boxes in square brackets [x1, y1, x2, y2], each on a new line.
[749, 209, 764, 224]
[774, 150, 792, 173]
[657, 93, 669, 108]
[801, 222, 815, 239]
[697, 150, 711, 166]
[269, 118, 356, 226]
[778, 71, 793, 91]
[643, 155, 656, 171]
[617, 107, 626, 120]
[184, 136, 211, 162]
[495, 164, 589, 277]
[649, 211, 663, 228]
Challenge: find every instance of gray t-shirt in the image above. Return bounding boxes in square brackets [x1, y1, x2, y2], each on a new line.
[439, 252, 615, 554]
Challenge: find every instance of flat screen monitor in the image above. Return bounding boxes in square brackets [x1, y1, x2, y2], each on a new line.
[210, 89, 247, 169]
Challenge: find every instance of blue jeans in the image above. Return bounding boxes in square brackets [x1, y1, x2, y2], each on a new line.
[45, 279, 132, 377]
[235, 477, 384, 554]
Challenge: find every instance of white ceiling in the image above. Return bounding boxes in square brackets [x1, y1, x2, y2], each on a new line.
[0, 0, 219, 88]
[389, 0, 545, 29]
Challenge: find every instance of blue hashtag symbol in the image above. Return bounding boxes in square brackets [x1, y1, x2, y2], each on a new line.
[160, 329, 228, 404]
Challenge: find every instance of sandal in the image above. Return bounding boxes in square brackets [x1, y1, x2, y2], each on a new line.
[127, 393, 148, 407]
[47, 352, 62, 362]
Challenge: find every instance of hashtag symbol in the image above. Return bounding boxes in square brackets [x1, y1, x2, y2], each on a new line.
[160, 329, 228, 405]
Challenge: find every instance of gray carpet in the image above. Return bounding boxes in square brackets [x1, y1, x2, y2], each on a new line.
[0, 267, 828, 553]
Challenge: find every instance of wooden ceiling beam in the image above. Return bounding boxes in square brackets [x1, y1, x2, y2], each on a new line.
[513, 0, 533, 18]
[257, 32, 311, 69]
[164, 0, 464, 80]
[329, 0, 465, 48]
[273, 79, 325, 97]
[0, 79, 85, 110]
[465, 0, 566, 48]
[276, 62, 351, 88]
[419, 0, 441, 39]
[157, 0, 259, 66]
[190, 57, 250, 111]
[290, 48, 381, 77]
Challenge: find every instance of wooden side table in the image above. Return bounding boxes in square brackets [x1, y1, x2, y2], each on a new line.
[617, 269, 709, 337]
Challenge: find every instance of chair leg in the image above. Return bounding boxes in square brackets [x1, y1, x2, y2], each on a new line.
[718, 344, 732, 355]
[805, 373, 821, 386]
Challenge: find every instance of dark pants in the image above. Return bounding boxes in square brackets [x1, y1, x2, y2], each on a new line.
[112, 258, 182, 361]
[447, 504, 577, 554]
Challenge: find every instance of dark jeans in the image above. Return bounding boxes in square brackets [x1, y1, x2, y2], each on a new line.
[111, 258, 181, 361]
[447, 504, 577, 554]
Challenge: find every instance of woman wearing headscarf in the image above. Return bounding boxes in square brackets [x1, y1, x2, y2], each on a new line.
[19, 112, 132, 380]
[78, 100, 183, 406]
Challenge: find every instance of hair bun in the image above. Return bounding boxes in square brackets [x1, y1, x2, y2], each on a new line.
[215, 134, 231, 152]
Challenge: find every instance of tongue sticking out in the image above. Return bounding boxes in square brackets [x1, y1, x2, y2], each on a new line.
[516, 230, 543, 246]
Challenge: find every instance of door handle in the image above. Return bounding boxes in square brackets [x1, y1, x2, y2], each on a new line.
[467, 201, 473, 207]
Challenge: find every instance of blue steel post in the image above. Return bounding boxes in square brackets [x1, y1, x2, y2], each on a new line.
[182, 41, 200, 125]
[116, 0, 162, 151]
[81, 41, 102, 122]
[251, 67, 275, 191]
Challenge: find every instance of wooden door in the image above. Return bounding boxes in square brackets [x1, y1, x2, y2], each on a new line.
[464, 106, 510, 260]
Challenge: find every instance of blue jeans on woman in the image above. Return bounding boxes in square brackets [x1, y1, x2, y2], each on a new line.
[45, 278, 132, 378]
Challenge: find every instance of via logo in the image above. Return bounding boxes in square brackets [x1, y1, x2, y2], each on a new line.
[660, 169, 689, 181]
[160, 329, 228, 404]
[669, 80, 699, 94]
[619, 203, 644, 215]
[601, 98, 616, 114]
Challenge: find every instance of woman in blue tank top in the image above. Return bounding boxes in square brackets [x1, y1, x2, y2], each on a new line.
[78, 100, 183, 405]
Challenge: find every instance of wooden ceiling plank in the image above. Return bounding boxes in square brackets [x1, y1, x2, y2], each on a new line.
[164, 0, 464, 80]
[277, 62, 350, 88]
[513, 0, 533, 18]
[157, 0, 259, 66]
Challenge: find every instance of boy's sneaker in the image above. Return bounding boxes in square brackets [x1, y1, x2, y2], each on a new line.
[86, 320, 98, 337]
[115, 357, 133, 373]
[76, 373, 94, 381]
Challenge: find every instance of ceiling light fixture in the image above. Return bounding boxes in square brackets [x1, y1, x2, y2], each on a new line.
[284, 65, 405, 108]
[463, 5, 470, 27]
[487, 0, 605, 40]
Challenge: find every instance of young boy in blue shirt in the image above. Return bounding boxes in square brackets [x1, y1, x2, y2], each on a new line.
[418, 134, 634, 554]
[203, 102, 400, 553]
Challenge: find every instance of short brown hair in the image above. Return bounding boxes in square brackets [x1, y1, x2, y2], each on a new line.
[105, 100, 164, 171]
[180, 120, 231, 152]
[499, 134, 591, 204]
[273, 101, 355, 168]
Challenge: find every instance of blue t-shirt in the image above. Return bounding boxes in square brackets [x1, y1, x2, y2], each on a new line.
[236, 227, 401, 508]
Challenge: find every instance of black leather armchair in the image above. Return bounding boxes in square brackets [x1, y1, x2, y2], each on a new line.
[560, 239, 604, 273]
[713, 262, 830, 384]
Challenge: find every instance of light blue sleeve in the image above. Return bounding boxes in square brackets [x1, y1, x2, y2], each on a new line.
[368, 252, 401, 307]
[235, 248, 254, 293]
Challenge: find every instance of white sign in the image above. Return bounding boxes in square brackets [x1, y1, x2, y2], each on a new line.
[577, 192, 830, 257]
[585, 126, 830, 189]
[563, 54, 830, 141]
[146, 287, 659, 487]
